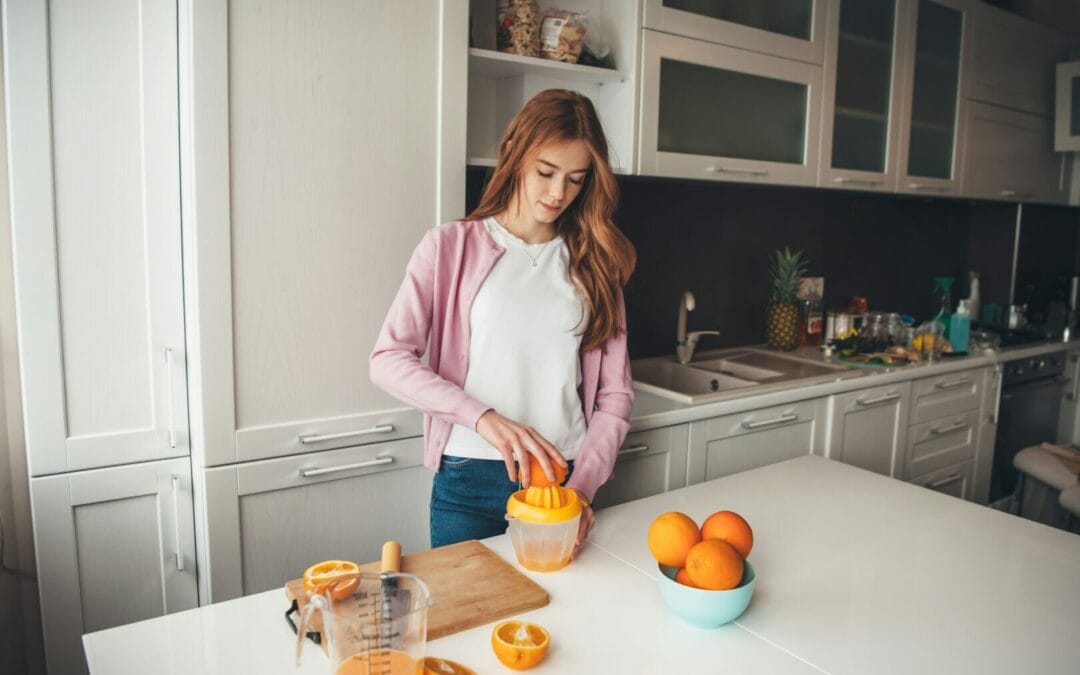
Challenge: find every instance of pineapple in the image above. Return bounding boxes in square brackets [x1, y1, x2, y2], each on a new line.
[765, 247, 808, 351]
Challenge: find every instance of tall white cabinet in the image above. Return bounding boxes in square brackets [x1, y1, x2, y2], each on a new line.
[4, 0, 197, 673]
[182, 0, 464, 602]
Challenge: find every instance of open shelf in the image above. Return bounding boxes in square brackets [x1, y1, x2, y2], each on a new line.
[469, 48, 627, 84]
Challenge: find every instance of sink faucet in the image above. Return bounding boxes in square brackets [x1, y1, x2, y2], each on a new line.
[676, 291, 719, 364]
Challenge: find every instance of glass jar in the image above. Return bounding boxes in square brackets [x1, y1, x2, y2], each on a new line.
[861, 311, 888, 341]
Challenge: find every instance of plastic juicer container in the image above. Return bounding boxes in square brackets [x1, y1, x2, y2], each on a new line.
[505, 485, 582, 572]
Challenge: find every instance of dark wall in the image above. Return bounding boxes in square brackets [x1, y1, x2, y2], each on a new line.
[465, 167, 1080, 359]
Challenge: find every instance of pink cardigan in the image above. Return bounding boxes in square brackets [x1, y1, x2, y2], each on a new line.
[369, 219, 634, 501]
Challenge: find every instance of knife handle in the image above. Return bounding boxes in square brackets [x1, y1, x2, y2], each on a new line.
[381, 540, 402, 573]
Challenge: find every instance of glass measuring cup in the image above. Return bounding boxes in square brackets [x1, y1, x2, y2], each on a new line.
[295, 572, 432, 675]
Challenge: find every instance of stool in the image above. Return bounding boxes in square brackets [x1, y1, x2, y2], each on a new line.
[1059, 485, 1080, 532]
[1012, 445, 1078, 530]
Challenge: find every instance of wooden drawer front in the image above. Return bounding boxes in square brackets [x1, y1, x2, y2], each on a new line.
[908, 460, 974, 501]
[706, 399, 820, 440]
[910, 371, 981, 425]
[235, 435, 425, 495]
[227, 406, 424, 465]
[904, 409, 979, 479]
[593, 426, 689, 511]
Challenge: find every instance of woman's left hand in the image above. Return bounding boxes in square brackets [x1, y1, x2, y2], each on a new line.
[569, 489, 595, 560]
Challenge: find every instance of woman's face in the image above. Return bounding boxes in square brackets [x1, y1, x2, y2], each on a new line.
[513, 138, 591, 229]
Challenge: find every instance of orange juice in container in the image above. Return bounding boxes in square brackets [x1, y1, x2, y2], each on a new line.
[505, 483, 582, 572]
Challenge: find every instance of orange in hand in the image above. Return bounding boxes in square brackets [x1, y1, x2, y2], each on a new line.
[526, 453, 567, 488]
[647, 511, 702, 568]
[685, 539, 744, 591]
[701, 510, 754, 558]
[491, 620, 550, 670]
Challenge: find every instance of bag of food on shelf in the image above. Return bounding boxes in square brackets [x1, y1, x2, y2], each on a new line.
[538, 9, 587, 63]
[496, 0, 541, 57]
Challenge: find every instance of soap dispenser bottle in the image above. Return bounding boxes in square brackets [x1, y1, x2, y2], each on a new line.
[950, 299, 972, 353]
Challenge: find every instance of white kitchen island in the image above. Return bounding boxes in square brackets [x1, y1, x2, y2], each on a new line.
[84, 456, 1080, 674]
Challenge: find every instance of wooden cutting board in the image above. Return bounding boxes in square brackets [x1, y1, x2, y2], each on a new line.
[285, 539, 548, 647]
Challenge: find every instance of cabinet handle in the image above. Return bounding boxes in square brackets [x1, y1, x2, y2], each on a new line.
[299, 425, 394, 444]
[855, 391, 900, 407]
[930, 421, 968, 436]
[165, 348, 177, 448]
[926, 472, 963, 490]
[299, 456, 394, 477]
[907, 182, 949, 192]
[707, 165, 769, 177]
[834, 176, 883, 186]
[934, 377, 971, 390]
[741, 413, 799, 430]
[618, 444, 650, 456]
[170, 474, 184, 572]
[999, 190, 1034, 198]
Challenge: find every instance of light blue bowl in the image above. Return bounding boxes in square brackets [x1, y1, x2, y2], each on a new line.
[656, 561, 756, 629]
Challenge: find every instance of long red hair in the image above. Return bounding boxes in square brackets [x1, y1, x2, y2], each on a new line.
[467, 89, 636, 352]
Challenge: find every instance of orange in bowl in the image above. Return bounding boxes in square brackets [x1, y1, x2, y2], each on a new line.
[701, 510, 754, 559]
[491, 620, 550, 670]
[646, 511, 702, 568]
[685, 539, 744, 591]
[302, 559, 360, 601]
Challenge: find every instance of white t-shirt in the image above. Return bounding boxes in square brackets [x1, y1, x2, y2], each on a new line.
[445, 217, 588, 460]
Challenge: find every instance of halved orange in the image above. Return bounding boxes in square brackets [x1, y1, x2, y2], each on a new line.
[302, 559, 360, 601]
[491, 620, 550, 670]
[418, 656, 477, 674]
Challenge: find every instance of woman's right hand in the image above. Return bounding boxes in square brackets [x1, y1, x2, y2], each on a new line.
[475, 409, 567, 486]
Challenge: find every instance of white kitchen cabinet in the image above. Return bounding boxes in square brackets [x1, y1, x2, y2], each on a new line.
[818, 0, 909, 192]
[687, 397, 828, 484]
[6, 0, 188, 477]
[908, 458, 974, 500]
[202, 437, 432, 601]
[638, 29, 823, 187]
[959, 101, 1069, 204]
[967, 2, 1076, 117]
[184, 0, 456, 468]
[31, 458, 197, 675]
[1057, 350, 1080, 446]
[464, 0, 638, 171]
[972, 365, 1001, 505]
[894, 0, 971, 197]
[642, 0, 827, 65]
[828, 381, 911, 478]
[903, 366, 984, 482]
[908, 367, 981, 425]
[592, 424, 689, 511]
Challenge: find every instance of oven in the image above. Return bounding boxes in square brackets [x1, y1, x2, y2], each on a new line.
[989, 352, 1068, 506]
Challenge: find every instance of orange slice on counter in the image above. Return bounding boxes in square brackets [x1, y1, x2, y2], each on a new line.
[491, 620, 550, 670]
[418, 656, 477, 674]
[302, 559, 360, 601]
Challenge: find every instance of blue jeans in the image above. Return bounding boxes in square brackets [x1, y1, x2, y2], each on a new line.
[429, 456, 573, 548]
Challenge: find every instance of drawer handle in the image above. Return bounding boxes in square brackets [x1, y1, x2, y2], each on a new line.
[855, 391, 900, 407]
[907, 182, 949, 192]
[934, 377, 971, 390]
[708, 165, 769, 177]
[741, 413, 799, 430]
[834, 176, 882, 187]
[999, 190, 1033, 198]
[930, 421, 968, 436]
[299, 456, 394, 477]
[170, 474, 184, 572]
[299, 425, 395, 444]
[619, 444, 650, 456]
[926, 473, 963, 490]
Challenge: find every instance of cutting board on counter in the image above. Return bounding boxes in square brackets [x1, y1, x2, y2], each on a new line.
[285, 539, 548, 645]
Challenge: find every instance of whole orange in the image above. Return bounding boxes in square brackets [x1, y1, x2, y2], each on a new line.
[526, 454, 567, 488]
[701, 510, 753, 558]
[647, 512, 702, 568]
[685, 539, 744, 591]
[674, 567, 697, 588]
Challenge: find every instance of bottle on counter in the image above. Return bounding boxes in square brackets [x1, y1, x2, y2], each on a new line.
[950, 299, 972, 353]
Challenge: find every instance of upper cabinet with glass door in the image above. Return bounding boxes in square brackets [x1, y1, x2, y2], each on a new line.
[818, 0, 907, 192]
[643, 0, 827, 64]
[895, 0, 972, 196]
[638, 29, 822, 185]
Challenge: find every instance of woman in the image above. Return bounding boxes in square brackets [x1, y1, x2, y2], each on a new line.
[370, 89, 636, 555]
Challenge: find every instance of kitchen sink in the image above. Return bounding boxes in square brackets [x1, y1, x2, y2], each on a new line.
[632, 348, 860, 403]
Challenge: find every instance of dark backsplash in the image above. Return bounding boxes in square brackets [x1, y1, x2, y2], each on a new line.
[465, 167, 1080, 359]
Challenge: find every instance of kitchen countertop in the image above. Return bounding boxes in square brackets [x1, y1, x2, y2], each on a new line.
[84, 456, 1080, 674]
[629, 340, 1079, 431]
